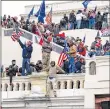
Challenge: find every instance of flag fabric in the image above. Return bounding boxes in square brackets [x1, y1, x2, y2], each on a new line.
[28, 6, 34, 19]
[101, 27, 110, 37]
[94, 6, 97, 12]
[11, 31, 24, 41]
[83, 35, 86, 44]
[34, 0, 45, 23]
[45, 7, 52, 24]
[35, 24, 44, 45]
[57, 40, 69, 67]
[82, 0, 92, 8]
[34, 9, 40, 17]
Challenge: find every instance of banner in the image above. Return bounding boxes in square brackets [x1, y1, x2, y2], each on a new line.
[101, 27, 110, 37]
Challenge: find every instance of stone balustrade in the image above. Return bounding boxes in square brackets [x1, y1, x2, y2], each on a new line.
[1, 73, 85, 92]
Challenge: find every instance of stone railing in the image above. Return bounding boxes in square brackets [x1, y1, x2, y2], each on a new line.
[1, 73, 85, 92]
[3, 28, 63, 54]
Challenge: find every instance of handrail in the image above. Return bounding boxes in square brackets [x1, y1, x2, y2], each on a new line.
[3, 28, 64, 54]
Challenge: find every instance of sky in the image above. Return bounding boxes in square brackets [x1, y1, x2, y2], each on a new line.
[2, 1, 67, 19]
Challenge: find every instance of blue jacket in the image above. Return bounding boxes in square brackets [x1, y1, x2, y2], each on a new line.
[18, 40, 33, 59]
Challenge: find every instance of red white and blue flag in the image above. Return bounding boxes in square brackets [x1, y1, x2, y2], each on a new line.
[45, 7, 52, 24]
[11, 31, 24, 41]
[57, 40, 69, 67]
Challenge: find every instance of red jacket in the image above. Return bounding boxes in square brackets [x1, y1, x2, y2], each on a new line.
[56, 32, 65, 39]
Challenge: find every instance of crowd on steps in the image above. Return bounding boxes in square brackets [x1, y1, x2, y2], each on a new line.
[1, 7, 110, 87]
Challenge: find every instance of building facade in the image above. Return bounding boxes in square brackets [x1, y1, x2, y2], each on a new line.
[20, 1, 109, 23]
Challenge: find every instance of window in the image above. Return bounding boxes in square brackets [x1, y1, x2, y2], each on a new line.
[89, 61, 96, 75]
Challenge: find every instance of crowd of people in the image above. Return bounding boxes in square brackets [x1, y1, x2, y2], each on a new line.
[1, 7, 110, 87]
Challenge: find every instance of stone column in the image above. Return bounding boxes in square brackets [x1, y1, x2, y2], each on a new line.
[74, 80, 77, 89]
[19, 83, 23, 91]
[80, 80, 84, 88]
[13, 83, 16, 91]
[25, 83, 28, 91]
[67, 80, 70, 89]
[61, 81, 64, 89]
[2, 84, 5, 91]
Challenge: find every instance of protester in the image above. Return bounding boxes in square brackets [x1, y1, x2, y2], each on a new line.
[42, 36, 52, 69]
[17, 39, 33, 76]
[42, 61, 65, 97]
[6, 60, 18, 85]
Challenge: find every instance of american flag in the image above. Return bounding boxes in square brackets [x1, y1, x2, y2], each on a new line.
[45, 7, 52, 24]
[11, 31, 24, 41]
[35, 25, 44, 46]
[57, 40, 69, 67]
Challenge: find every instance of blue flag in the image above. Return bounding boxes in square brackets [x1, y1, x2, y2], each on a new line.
[34, 0, 45, 23]
[82, 0, 92, 8]
[28, 6, 34, 19]
[83, 35, 86, 43]
[34, 9, 40, 17]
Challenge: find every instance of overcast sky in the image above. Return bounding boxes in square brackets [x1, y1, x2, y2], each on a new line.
[2, 1, 67, 18]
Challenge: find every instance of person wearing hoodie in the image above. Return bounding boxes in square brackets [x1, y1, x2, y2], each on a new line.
[76, 10, 85, 29]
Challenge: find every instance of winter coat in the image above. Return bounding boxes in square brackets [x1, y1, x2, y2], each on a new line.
[95, 14, 102, 22]
[18, 39, 33, 59]
[69, 13, 76, 23]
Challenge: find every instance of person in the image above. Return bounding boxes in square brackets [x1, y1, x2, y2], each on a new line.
[62, 59, 69, 74]
[42, 36, 52, 69]
[68, 10, 76, 30]
[6, 60, 18, 85]
[17, 39, 33, 76]
[76, 10, 85, 29]
[103, 40, 110, 55]
[102, 12, 108, 28]
[42, 61, 65, 97]
[77, 42, 86, 56]
[63, 14, 68, 29]
[95, 11, 102, 30]
[67, 40, 77, 73]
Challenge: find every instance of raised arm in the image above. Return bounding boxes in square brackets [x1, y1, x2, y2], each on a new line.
[17, 39, 25, 49]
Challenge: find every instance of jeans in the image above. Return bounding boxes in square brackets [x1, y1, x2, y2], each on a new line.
[68, 57, 76, 73]
[76, 20, 81, 29]
[22, 58, 31, 76]
[95, 50, 102, 56]
[69, 22, 74, 30]
[82, 20, 89, 28]
[89, 18, 95, 29]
